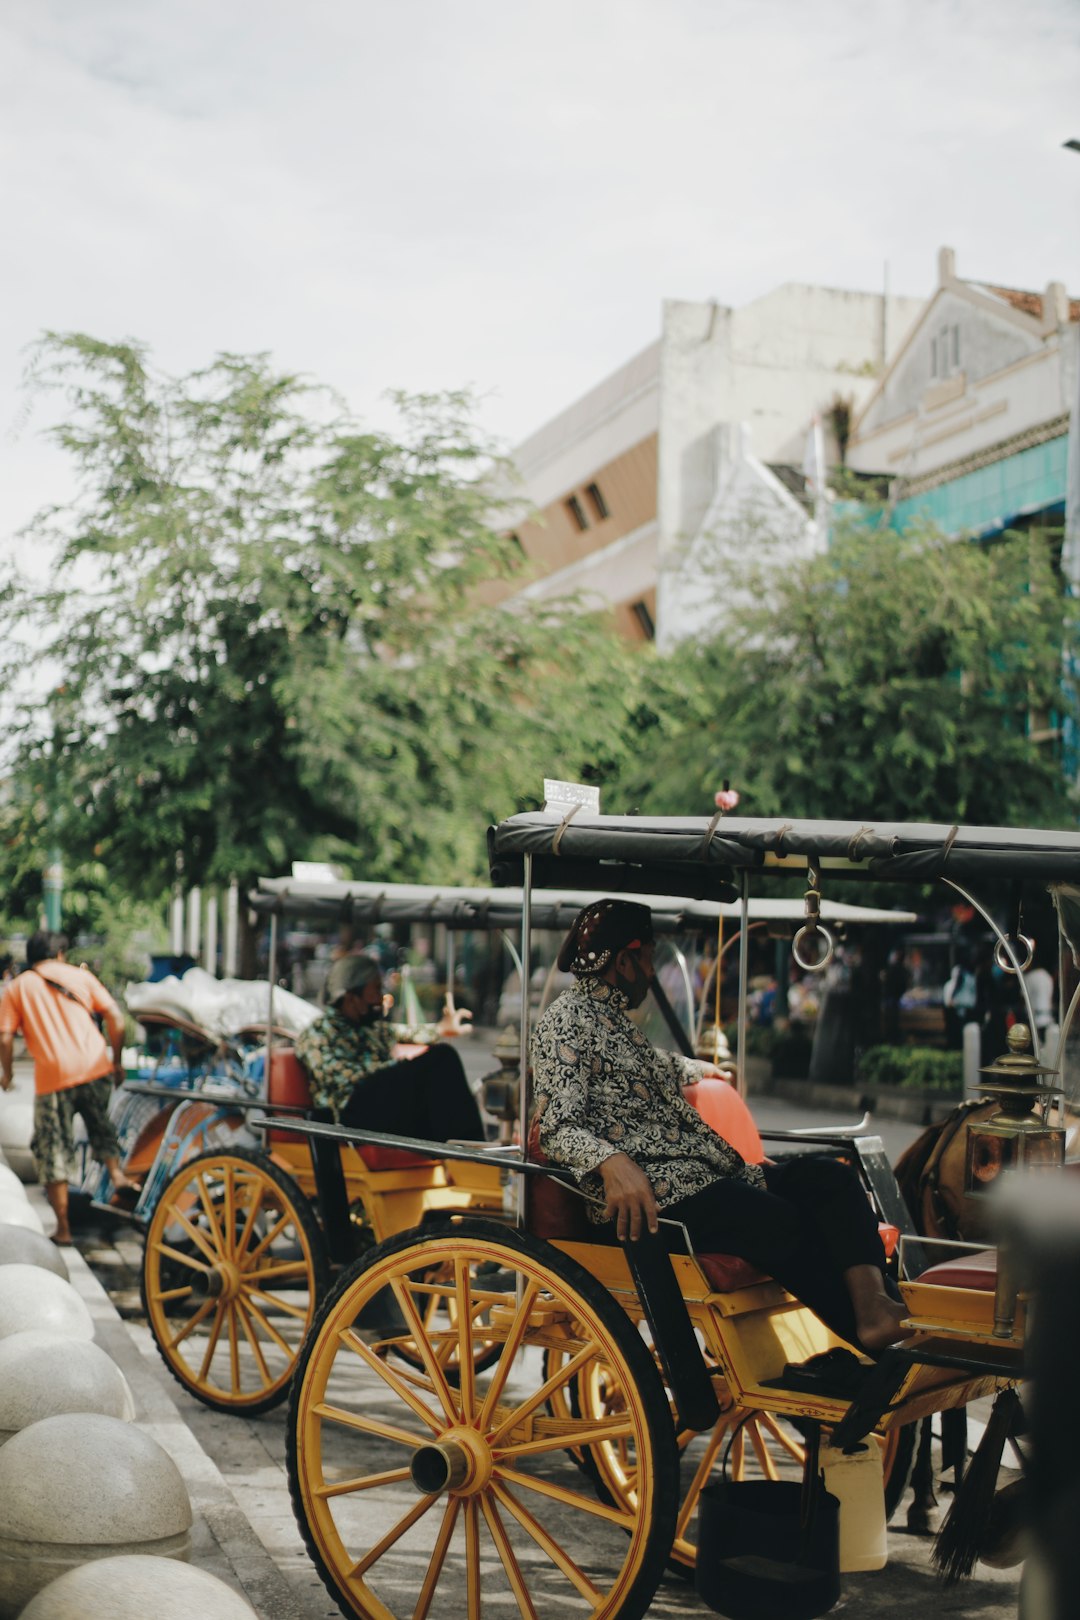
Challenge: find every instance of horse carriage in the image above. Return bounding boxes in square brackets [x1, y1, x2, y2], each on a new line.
[251, 809, 1075, 1619]
[136, 879, 900, 1415]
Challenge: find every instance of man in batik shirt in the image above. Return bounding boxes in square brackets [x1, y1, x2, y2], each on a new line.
[295, 954, 484, 1141]
[532, 899, 909, 1354]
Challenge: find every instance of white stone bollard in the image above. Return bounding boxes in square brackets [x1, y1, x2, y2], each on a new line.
[0, 1225, 68, 1281]
[20, 1554, 259, 1619]
[0, 1192, 44, 1237]
[0, 1414, 193, 1616]
[0, 1330, 134, 1443]
[0, 1266, 93, 1343]
[0, 1092, 35, 1183]
[0, 1164, 25, 1197]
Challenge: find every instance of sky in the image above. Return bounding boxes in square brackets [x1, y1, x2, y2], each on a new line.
[2, 0, 1079, 544]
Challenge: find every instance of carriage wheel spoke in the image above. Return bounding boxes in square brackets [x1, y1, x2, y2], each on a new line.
[234, 1298, 273, 1386]
[315, 1466, 413, 1500]
[412, 1495, 461, 1620]
[464, 1496, 481, 1620]
[477, 1279, 541, 1428]
[246, 1285, 310, 1323]
[314, 1400, 425, 1450]
[336, 1328, 444, 1433]
[481, 1492, 539, 1620]
[243, 1259, 311, 1284]
[197, 1302, 227, 1380]
[495, 1464, 636, 1528]
[237, 1293, 294, 1357]
[676, 1419, 729, 1540]
[234, 1180, 265, 1258]
[454, 1257, 477, 1415]
[166, 1208, 221, 1268]
[350, 1491, 439, 1579]
[228, 1302, 241, 1393]
[245, 1210, 293, 1267]
[748, 1418, 780, 1480]
[490, 1479, 603, 1604]
[165, 1297, 216, 1350]
[151, 1239, 211, 1277]
[195, 1177, 226, 1253]
[487, 1337, 601, 1447]
[496, 1415, 636, 1461]
[389, 1276, 458, 1423]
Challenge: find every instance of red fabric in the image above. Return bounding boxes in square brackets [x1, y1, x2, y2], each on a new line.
[915, 1248, 998, 1291]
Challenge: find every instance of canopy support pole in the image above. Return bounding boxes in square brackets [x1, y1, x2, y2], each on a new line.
[736, 870, 750, 1098]
[516, 856, 533, 1225]
[266, 911, 278, 1103]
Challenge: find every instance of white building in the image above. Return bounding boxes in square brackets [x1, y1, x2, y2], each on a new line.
[847, 247, 1079, 541]
[497, 280, 923, 646]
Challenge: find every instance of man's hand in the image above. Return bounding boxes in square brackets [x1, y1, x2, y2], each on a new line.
[695, 1060, 735, 1081]
[111, 1061, 125, 1089]
[599, 1152, 658, 1241]
[437, 995, 473, 1039]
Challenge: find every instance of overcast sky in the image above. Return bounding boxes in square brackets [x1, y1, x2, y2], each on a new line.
[2, 0, 1079, 542]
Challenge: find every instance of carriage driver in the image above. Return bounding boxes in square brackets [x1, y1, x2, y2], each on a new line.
[294, 953, 486, 1143]
[531, 899, 911, 1354]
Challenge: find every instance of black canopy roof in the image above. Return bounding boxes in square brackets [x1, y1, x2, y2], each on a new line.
[487, 812, 1080, 895]
[249, 877, 913, 931]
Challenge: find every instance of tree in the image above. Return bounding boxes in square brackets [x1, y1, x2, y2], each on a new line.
[1, 335, 645, 919]
[624, 517, 1079, 829]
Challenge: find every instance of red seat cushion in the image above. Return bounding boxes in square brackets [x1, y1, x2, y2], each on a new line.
[916, 1248, 997, 1290]
[684, 1078, 765, 1164]
[698, 1254, 770, 1290]
[268, 1046, 437, 1168]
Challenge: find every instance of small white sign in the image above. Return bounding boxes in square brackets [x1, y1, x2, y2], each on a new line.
[543, 779, 601, 815]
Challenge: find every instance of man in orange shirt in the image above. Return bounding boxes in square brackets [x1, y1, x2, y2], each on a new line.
[0, 931, 137, 1244]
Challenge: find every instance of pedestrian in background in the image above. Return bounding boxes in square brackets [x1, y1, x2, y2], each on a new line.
[0, 931, 136, 1244]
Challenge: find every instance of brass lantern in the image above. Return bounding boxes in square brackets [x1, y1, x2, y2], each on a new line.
[966, 1023, 1065, 1195]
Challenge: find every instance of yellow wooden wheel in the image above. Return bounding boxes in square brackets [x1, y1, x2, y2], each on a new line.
[141, 1148, 329, 1414]
[287, 1219, 679, 1620]
[551, 1351, 914, 1573]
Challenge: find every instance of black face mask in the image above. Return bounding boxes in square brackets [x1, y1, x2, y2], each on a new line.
[614, 954, 650, 1010]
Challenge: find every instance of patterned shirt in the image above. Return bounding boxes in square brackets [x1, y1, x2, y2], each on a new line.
[293, 1008, 440, 1121]
[531, 977, 765, 1223]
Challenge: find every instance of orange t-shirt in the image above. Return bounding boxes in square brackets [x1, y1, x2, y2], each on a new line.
[0, 961, 120, 1096]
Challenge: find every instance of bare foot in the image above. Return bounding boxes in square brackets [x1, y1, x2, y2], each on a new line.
[858, 1299, 915, 1355]
[111, 1174, 139, 1192]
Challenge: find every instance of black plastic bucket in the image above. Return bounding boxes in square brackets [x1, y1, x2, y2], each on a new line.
[695, 1478, 841, 1619]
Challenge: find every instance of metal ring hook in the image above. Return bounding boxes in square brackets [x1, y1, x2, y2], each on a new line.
[994, 934, 1035, 975]
[792, 924, 835, 973]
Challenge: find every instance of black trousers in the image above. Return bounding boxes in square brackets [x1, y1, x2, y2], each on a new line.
[662, 1156, 888, 1351]
[339, 1043, 484, 1142]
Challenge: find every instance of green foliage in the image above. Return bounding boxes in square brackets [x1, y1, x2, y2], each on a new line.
[625, 516, 1078, 830]
[2, 336, 645, 900]
[858, 1045, 963, 1092]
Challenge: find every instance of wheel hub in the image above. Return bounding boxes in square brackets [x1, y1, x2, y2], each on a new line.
[410, 1426, 492, 1496]
[191, 1259, 242, 1302]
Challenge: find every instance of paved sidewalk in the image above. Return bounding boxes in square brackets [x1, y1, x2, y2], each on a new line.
[25, 1181, 311, 1620]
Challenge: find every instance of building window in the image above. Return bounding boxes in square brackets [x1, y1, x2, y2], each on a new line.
[932, 324, 960, 379]
[565, 494, 589, 531]
[631, 599, 655, 640]
[585, 481, 610, 521]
